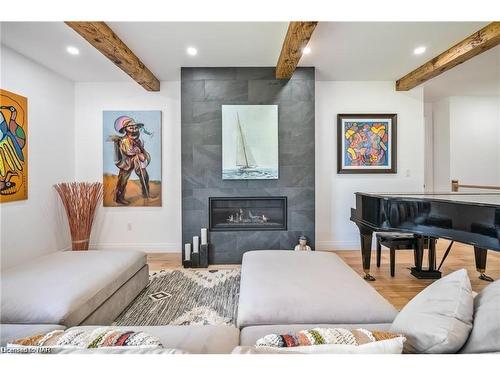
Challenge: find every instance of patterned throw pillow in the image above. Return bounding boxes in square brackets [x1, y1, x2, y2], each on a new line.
[11, 327, 162, 349]
[256, 328, 403, 348]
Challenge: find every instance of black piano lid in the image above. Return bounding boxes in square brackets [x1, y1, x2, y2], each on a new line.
[355, 192, 500, 209]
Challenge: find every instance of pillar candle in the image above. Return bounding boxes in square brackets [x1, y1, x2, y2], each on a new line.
[193, 236, 199, 253]
[201, 228, 208, 245]
[184, 243, 191, 261]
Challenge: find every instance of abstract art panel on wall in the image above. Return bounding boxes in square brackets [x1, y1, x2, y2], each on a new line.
[337, 113, 397, 174]
[0, 89, 28, 203]
[222, 105, 278, 180]
[103, 110, 162, 207]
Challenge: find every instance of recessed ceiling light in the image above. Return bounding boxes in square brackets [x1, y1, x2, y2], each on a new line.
[413, 46, 426, 55]
[302, 46, 311, 55]
[187, 47, 198, 56]
[66, 46, 80, 55]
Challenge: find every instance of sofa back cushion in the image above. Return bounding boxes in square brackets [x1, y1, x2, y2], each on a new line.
[390, 269, 473, 353]
[460, 279, 500, 353]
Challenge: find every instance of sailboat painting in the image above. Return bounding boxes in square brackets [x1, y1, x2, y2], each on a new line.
[222, 105, 278, 180]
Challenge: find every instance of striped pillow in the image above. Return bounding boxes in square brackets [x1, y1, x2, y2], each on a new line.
[256, 328, 403, 348]
[11, 327, 162, 349]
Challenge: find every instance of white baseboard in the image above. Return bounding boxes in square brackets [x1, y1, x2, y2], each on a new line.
[89, 242, 181, 253]
[87, 241, 371, 253]
[86, 242, 377, 253]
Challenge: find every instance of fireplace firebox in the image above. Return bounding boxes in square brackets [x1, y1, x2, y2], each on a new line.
[209, 197, 287, 231]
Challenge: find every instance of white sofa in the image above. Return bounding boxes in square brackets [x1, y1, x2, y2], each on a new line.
[237, 251, 499, 354]
[1, 249, 498, 354]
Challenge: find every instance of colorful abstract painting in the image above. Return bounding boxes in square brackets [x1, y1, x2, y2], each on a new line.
[337, 114, 397, 174]
[222, 105, 278, 180]
[0, 89, 28, 203]
[103, 111, 162, 207]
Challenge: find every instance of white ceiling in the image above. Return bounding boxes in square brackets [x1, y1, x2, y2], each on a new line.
[108, 22, 288, 80]
[0, 22, 131, 82]
[0, 22, 288, 82]
[1, 21, 498, 101]
[300, 22, 489, 81]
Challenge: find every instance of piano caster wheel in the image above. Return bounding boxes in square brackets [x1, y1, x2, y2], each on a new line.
[479, 274, 494, 282]
[364, 274, 376, 281]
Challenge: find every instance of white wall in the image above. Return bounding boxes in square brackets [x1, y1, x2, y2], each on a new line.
[432, 98, 451, 191]
[449, 96, 500, 186]
[431, 96, 500, 191]
[423, 102, 434, 192]
[315, 81, 425, 250]
[0, 58, 430, 260]
[74, 82, 182, 252]
[0, 46, 75, 269]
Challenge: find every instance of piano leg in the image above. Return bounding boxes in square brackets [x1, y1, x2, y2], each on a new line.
[376, 240, 381, 268]
[474, 247, 494, 282]
[414, 235, 424, 271]
[356, 224, 376, 281]
[428, 238, 437, 271]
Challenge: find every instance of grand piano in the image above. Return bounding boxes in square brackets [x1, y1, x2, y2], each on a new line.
[350, 192, 500, 281]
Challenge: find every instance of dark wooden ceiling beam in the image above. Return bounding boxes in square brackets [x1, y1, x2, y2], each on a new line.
[65, 21, 160, 91]
[276, 21, 318, 79]
[396, 22, 500, 91]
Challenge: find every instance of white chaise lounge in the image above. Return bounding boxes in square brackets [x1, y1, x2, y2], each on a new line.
[1, 250, 149, 342]
[237, 250, 398, 329]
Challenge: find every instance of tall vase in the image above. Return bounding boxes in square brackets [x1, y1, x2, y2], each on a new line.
[54, 182, 103, 251]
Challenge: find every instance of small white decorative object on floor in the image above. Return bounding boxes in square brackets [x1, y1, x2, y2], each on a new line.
[184, 243, 191, 261]
[201, 228, 208, 245]
[294, 235, 311, 251]
[193, 236, 199, 253]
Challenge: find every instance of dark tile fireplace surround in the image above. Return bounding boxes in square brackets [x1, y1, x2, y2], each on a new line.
[181, 67, 315, 264]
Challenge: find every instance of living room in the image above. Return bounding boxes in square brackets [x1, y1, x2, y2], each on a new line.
[1, 0, 499, 373]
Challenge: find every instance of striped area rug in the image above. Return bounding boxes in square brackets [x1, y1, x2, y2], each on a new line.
[114, 268, 240, 326]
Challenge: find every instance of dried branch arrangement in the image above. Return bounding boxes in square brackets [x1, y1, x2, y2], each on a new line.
[54, 182, 103, 251]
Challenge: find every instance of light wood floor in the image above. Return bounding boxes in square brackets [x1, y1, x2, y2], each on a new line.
[335, 241, 500, 310]
[147, 240, 500, 310]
